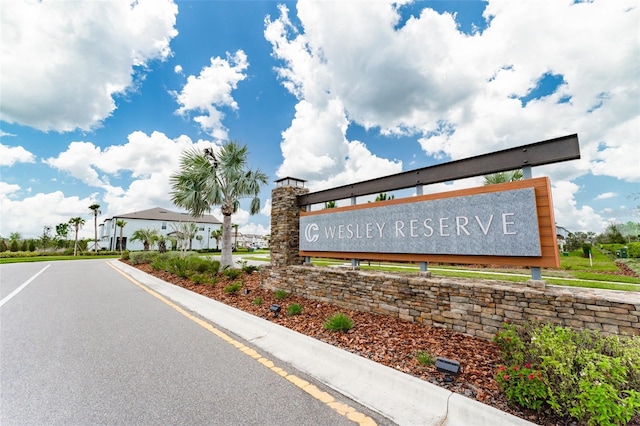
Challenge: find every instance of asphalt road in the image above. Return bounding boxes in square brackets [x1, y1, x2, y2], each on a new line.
[0, 260, 373, 426]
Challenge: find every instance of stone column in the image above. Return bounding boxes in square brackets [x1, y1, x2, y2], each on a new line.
[270, 183, 309, 268]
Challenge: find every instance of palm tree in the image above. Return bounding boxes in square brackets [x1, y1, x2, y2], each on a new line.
[130, 228, 158, 251]
[211, 228, 223, 250]
[69, 217, 85, 256]
[115, 219, 127, 254]
[483, 170, 523, 185]
[170, 141, 268, 269]
[88, 203, 101, 253]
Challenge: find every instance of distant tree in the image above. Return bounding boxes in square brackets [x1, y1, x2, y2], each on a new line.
[69, 217, 85, 256]
[9, 232, 22, 243]
[20, 240, 28, 251]
[56, 223, 69, 241]
[115, 220, 127, 254]
[375, 193, 394, 202]
[88, 203, 101, 254]
[483, 170, 524, 185]
[617, 221, 640, 242]
[170, 141, 268, 269]
[324, 201, 336, 209]
[130, 228, 158, 251]
[39, 226, 52, 251]
[597, 223, 626, 244]
[28, 240, 36, 252]
[10, 239, 19, 252]
[0, 239, 8, 252]
[157, 234, 169, 253]
[211, 228, 223, 250]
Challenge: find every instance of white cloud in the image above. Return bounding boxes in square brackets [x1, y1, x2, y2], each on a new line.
[265, 0, 638, 232]
[260, 199, 272, 217]
[0, 189, 97, 239]
[552, 181, 607, 233]
[0, 182, 20, 198]
[41, 131, 209, 224]
[265, 8, 402, 189]
[173, 50, 249, 140]
[0, 0, 178, 132]
[0, 144, 35, 166]
[174, 65, 183, 74]
[595, 192, 617, 200]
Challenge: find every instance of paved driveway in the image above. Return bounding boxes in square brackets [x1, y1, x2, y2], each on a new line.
[0, 260, 377, 425]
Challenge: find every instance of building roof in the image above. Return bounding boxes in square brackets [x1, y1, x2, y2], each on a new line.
[113, 207, 222, 224]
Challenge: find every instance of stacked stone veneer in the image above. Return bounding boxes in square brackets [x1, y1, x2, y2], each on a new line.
[270, 185, 309, 269]
[261, 266, 640, 338]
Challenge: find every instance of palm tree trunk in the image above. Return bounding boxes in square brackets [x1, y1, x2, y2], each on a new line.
[74, 226, 79, 256]
[221, 213, 233, 269]
[94, 214, 98, 254]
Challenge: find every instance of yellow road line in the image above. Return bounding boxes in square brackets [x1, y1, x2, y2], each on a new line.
[107, 262, 377, 426]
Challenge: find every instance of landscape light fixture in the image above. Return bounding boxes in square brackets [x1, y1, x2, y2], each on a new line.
[269, 304, 281, 317]
[243, 288, 251, 295]
[435, 357, 461, 383]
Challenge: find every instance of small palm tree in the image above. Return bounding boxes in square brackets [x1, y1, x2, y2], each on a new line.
[170, 141, 267, 269]
[211, 228, 223, 250]
[130, 228, 158, 251]
[115, 219, 127, 254]
[69, 217, 85, 256]
[88, 203, 101, 254]
[483, 170, 523, 185]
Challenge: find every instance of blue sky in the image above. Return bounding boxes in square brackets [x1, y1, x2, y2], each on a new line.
[1, 0, 638, 240]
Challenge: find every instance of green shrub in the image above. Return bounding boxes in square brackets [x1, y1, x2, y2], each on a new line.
[129, 251, 151, 265]
[186, 256, 213, 273]
[167, 256, 189, 278]
[628, 242, 640, 258]
[494, 322, 640, 425]
[286, 303, 303, 316]
[274, 289, 288, 300]
[323, 313, 353, 332]
[121, 250, 130, 260]
[223, 281, 243, 294]
[190, 273, 210, 285]
[252, 297, 262, 306]
[242, 264, 260, 273]
[416, 350, 435, 367]
[208, 260, 221, 275]
[223, 268, 243, 279]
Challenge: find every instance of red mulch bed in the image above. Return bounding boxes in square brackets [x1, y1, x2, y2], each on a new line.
[125, 261, 639, 426]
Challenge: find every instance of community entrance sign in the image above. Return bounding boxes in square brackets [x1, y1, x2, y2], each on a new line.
[300, 177, 559, 268]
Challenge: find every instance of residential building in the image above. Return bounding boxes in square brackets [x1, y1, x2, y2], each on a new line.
[99, 207, 222, 251]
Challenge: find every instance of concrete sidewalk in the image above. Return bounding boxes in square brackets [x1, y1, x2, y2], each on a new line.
[110, 260, 535, 426]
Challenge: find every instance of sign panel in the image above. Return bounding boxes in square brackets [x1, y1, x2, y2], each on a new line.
[300, 187, 541, 257]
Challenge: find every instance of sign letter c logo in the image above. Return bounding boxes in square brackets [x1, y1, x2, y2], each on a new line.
[304, 223, 319, 243]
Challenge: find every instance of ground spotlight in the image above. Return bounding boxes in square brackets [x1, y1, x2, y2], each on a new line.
[435, 357, 461, 382]
[269, 304, 281, 317]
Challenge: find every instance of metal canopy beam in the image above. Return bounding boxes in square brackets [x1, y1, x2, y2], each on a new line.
[297, 134, 580, 207]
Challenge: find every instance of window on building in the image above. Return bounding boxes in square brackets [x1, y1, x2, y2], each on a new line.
[161, 222, 167, 230]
